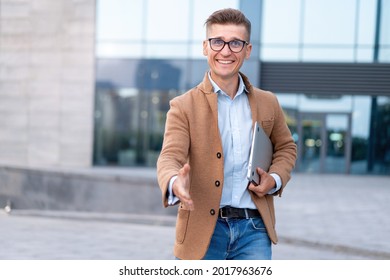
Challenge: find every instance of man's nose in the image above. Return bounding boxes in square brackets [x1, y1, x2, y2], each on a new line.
[220, 43, 232, 55]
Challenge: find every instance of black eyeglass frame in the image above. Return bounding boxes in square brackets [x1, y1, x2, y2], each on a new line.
[208, 38, 249, 53]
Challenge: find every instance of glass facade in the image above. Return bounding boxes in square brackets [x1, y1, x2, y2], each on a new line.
[277, 94, 390, 174]
[94, 0, 390, 175]
[261, 0, 389, 62]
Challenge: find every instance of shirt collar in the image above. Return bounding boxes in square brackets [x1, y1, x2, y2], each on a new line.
[208, 71, 248, 98]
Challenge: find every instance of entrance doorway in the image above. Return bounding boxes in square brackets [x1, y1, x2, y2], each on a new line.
[297, 112, 352, 174]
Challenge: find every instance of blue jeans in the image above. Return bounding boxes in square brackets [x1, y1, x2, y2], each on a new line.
[202, 217, 272, 260]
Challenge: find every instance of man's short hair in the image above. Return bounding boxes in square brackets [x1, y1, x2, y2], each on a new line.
[205, 8, 251, 41]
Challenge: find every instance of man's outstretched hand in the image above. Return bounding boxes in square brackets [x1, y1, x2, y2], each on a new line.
[172, 163, 194, 211]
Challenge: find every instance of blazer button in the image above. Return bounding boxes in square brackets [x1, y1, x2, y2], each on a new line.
[216, 152, 221, 159]
[215, 180, 220, 187]
[210, 209, 215, 215]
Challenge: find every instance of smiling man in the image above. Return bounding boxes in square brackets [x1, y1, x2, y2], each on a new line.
[157, 8, 297, 260]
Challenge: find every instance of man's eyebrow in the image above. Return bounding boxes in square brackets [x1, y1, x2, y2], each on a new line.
[210, 36, 246, 41]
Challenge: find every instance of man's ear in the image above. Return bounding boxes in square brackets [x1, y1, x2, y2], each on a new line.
[202, 40, 208, 56]
[245, 43, 252, 60]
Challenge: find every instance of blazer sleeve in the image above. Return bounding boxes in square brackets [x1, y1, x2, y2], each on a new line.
[157, 97, 190, 207]
[267, 95, 297, 195]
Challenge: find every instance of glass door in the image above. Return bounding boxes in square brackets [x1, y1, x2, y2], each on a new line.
[297, 112, 351, 173]
[324, 114, 352, 173]
[298, 113, 325, 173]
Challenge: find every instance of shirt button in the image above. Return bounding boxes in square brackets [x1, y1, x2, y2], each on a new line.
[215, 180, 220, 187]
[210, 209, 215, 215]
[216, 152, 221, 158]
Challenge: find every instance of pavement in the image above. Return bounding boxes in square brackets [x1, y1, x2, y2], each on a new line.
[0, 172, 389, 260]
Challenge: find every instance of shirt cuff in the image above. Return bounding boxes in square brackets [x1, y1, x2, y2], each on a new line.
[168, 175, 180, 205]
[268, 173, 282, 194]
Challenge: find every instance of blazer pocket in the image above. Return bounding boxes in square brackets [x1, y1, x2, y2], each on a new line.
[176, 207, 190, 244]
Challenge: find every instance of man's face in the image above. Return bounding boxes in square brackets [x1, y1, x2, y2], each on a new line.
[203, 23, 252, 82]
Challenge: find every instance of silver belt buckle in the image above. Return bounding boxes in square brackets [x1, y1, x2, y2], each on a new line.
[219, 208, 227, 219]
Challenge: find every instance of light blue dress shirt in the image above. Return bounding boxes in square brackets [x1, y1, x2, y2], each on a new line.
[212, 73, 256, 208]
[168, 73, 281, 208]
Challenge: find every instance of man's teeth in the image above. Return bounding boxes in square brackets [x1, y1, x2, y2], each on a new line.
[219, 60, 233, 64]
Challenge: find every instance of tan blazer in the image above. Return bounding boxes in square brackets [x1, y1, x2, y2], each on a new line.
[157, 72, 297, 260]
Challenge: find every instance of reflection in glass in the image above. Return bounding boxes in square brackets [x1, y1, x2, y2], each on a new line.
[279, 94, 390, 175]
[93, 87, 178, 167]
[351, 96, 371, 174]
[297, 113, 351, 174]
[372, 97, 390, 173]
[325, 114, 350, 174]
[299, 115, 323, 173]
[93, 0, 390, 177]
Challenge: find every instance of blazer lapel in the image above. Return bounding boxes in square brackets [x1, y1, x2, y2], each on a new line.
[247, 90, 258, 128]
[205, 91, 218, 122]
[199, 72, 219, 125]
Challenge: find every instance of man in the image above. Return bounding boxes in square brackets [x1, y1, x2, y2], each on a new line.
[157, 8, 297, 260]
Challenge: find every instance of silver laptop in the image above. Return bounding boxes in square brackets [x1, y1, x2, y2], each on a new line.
[247, 121, 273, 186]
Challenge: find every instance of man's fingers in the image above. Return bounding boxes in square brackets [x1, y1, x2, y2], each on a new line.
[176, 163, 194, 210]
[182, 199, 194, 211]
[178, 187, 194, 210]
[249, 167, 276, 198]
[256, 167, 265, 176]
[178, 188, 191, 200]
[248, 183, 266, 197]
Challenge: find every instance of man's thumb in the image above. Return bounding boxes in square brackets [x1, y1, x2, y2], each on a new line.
[182, 163, 190, 175]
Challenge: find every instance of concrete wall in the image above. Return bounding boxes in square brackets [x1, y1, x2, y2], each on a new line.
[0, 1, 176, 217]
[0, 165, 176, 216]
[0, 0, 95, 167]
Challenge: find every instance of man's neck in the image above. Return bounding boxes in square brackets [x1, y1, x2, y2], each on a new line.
[210, 73, 239, 99]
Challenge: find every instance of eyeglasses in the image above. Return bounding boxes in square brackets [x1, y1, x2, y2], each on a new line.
[208, 38, 249, 53]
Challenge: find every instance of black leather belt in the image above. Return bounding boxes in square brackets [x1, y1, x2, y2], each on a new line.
[219, 206, 261, 219]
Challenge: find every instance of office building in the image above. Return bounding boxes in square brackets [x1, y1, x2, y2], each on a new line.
[1, 0, 389, 175]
